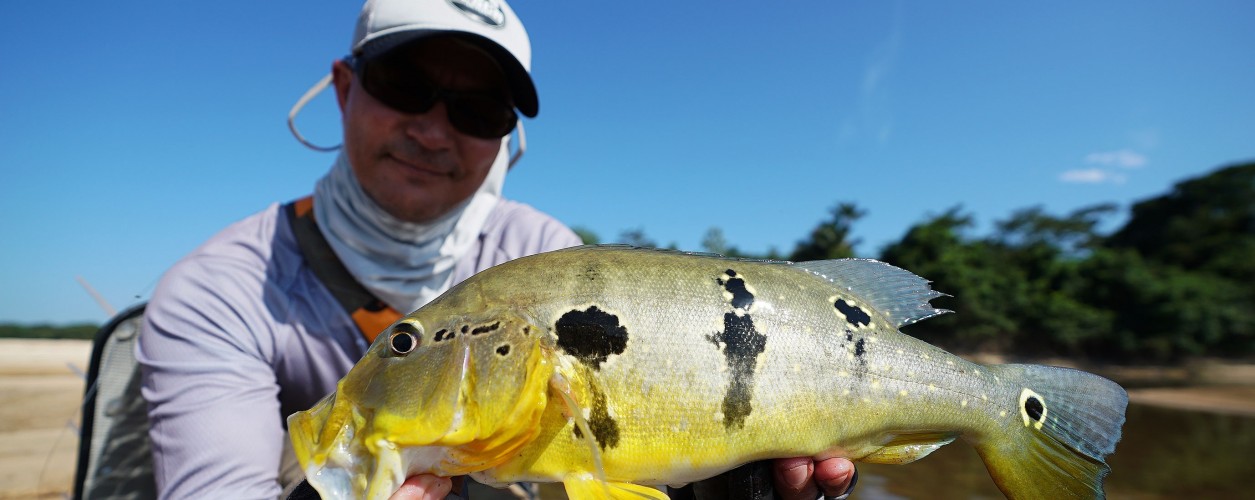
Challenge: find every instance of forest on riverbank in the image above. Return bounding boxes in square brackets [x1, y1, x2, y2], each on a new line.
[0, 322, 98, 340]
[581, 161, 1255, 363]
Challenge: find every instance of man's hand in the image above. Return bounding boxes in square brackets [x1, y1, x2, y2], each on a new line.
[772, 457, 857, 500]
[388, 475, 452, 500]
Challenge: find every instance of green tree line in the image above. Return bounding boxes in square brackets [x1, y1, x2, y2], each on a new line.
[577, 161, 1255, 363]
[0, 322, 99, 340]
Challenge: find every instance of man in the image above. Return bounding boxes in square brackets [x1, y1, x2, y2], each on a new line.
[138, 1, 855, 498]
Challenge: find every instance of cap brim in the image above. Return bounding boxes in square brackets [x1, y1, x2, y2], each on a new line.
[359, 31, 538, 118]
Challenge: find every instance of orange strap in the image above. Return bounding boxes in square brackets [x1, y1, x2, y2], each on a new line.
[286, 196, 401, 342]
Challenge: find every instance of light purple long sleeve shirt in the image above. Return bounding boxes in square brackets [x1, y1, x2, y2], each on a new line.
[137, 199, 581, 499]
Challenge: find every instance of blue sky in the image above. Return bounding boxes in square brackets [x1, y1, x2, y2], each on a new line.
[2, 1, 1253, 325]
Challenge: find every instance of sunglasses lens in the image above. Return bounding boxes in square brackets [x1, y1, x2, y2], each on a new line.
[357, 57, 519, 139]
[447, 95, 518, 139]
[360, 62, 438, 115]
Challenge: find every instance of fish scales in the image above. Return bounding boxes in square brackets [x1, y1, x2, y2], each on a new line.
[289, 245, 1128, 500]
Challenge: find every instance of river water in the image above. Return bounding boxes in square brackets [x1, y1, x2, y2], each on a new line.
[853, 403, 1255, 499]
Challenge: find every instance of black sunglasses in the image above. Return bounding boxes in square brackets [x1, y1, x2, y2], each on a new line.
[350, 56, 518, 139]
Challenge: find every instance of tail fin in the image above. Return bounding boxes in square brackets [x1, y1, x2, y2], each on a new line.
[975, 364, 1127, 499]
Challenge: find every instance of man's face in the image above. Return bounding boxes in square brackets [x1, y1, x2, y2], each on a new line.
[333, 37, 509, 223]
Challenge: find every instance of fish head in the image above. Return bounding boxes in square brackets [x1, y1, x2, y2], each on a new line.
[288, 304, 552, 498]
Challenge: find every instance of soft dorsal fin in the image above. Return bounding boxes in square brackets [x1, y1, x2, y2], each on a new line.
[792, 258, 950, 327]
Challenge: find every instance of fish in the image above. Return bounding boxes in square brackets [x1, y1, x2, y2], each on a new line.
[288, 245, 1127, 500]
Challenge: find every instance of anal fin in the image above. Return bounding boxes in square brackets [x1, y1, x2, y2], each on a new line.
[862, 431, 958, 464]
[563, 473, 670, 500]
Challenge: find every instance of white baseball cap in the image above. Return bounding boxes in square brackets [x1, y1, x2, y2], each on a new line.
[289, 0, 537, 151]
[353, 0, 537, 117]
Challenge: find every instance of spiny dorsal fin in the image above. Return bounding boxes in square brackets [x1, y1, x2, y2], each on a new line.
[792, 258, 950, 328]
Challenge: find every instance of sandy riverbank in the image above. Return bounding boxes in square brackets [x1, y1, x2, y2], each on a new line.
[0, 339, 92, 499]
[1, 338, 1251, 499]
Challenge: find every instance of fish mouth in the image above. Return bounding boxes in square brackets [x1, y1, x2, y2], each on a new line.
[287, 341, 554, 499]
[288, 391, 388, 498]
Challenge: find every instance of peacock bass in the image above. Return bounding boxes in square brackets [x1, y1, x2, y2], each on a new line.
[288, 245, 1127, 499]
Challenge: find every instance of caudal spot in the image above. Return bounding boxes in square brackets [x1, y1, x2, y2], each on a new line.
[1019, 388, 1048, 429]
[555, 306, 629, 370]
[834, 299, 872, 328]
[1026, 397, 1044, 420]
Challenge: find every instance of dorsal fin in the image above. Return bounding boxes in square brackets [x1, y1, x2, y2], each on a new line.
[792, 258, 950, 327]
[571, 246, 949, 328]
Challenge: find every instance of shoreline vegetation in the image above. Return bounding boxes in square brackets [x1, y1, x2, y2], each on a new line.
[0, 338, 1252, 498]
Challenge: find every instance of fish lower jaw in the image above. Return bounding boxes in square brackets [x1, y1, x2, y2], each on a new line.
[305, 441, 457, 499]
[400, 445, 457, 476]
[303, 462, 358, 500]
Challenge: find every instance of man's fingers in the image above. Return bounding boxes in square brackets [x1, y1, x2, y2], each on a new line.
[389, 474, 452, 500]
[812, 458, 856, 498]
[772, 457, 819, 500]
[772, 457, 857, 500]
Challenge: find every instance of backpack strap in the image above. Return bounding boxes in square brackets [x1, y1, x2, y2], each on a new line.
[285, 196, 401, 342]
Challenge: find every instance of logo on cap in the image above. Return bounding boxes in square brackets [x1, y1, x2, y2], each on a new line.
[448, 0, 506, 28]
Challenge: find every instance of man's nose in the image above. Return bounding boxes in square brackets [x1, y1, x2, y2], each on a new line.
[404, 101, 457, 148]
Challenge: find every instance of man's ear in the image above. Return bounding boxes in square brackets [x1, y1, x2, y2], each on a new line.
[332, 59, 354, 113]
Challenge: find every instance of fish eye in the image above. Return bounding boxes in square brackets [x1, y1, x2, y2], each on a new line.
[389, 322, 421, 355]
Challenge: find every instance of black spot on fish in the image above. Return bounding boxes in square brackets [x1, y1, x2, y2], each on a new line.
[496, 344, 511, 356]
[433, 329, 451, 342]
[708, 268, 767, 429]
[554, 306, 628, 370]
[579, 265, 601, 281]
[855, 338, 866, 357]
[523, 326, 531, 336]
[845, 330, 854, 342]
[1025, 396, 1045, 421]
[835, 299, 871, 328]
[471, 322, 500, 336]
[570, 379, 620, 450]
[708, 312, 767, 429]
[461, 325, 469, 334]
[717, 269, 755, 310]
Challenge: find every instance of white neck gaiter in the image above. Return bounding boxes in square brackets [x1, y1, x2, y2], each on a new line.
[312, 140, 507, 313]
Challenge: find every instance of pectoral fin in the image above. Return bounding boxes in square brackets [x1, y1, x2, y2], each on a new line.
[861, 431, 958, 464]
[551, 373, 608, 482]
[562, 473, 670, 500]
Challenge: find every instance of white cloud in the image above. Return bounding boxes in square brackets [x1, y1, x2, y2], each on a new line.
[862, 2, 902, 94]
[1060, 169, 1128, 184]
[1084, 149, 1147, 169]
[839, 2, 902, 147]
